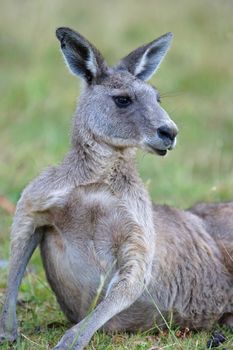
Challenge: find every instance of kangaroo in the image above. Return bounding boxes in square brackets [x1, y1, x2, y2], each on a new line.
[0, 27, 233, 350]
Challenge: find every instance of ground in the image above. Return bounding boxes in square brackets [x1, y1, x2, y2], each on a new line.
[0, 0, 233, 349]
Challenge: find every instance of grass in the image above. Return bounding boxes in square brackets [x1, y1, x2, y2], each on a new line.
[0, 0, 233, 349]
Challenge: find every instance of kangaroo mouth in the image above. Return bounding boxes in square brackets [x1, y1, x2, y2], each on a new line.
[155, 149, 167, 156]
[146, 144, 169, 156]
[145, 139, 176, 156]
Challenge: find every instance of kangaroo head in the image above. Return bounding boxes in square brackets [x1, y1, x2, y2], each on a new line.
[56, 27, 178, 156]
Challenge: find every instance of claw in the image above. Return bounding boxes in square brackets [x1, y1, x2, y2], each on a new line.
[0, 332, 17, 345]
[53, 329, 85, 350]
[0, 318, 18, 345]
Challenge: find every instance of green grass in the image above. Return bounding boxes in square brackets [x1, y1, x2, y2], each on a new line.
[1, 0, 233, 348]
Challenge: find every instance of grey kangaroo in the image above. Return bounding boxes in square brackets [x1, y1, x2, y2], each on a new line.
[0, 27, 233, 350]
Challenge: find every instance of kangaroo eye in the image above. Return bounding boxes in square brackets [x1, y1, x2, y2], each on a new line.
[113, 96, 132, 108]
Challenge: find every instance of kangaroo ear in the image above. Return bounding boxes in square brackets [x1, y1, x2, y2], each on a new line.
[56, 27, 107, 83]
[117, 32, 173, 81]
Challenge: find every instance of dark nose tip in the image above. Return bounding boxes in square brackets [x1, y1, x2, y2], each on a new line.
[157, 125, 178, 142]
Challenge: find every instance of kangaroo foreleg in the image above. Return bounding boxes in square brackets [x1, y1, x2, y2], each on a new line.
[53, 223, 153, 350]
[0, 213, 42, 343]
[0, 186, 70, 344]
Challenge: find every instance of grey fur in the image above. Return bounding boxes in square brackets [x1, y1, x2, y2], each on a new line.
[0, 28, 232, 350]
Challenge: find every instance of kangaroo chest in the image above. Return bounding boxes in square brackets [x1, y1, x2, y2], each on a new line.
[52, 184, 150, 243]
[43, 185, 150, 275]
[40, 185, 152, 321]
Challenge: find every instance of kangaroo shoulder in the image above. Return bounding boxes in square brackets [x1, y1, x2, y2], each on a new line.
[17, 165, 74, 213]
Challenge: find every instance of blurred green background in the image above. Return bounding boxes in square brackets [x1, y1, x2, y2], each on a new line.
[0, 1, 233, 349]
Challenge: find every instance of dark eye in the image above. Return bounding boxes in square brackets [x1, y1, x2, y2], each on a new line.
[113, 96, 132, 108]
[157, 93, 161, 103]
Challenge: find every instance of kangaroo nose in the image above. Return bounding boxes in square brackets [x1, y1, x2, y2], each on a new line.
[157, 125, 178, 142]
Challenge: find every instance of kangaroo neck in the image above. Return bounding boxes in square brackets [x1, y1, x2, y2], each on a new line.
[61, 131, 138, 188]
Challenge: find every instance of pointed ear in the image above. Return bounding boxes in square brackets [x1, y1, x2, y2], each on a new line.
[56, 27, 107, 83]
[117, 32, 173, 81]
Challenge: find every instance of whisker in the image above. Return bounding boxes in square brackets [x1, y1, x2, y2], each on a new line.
[160, 91, 184, 98]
